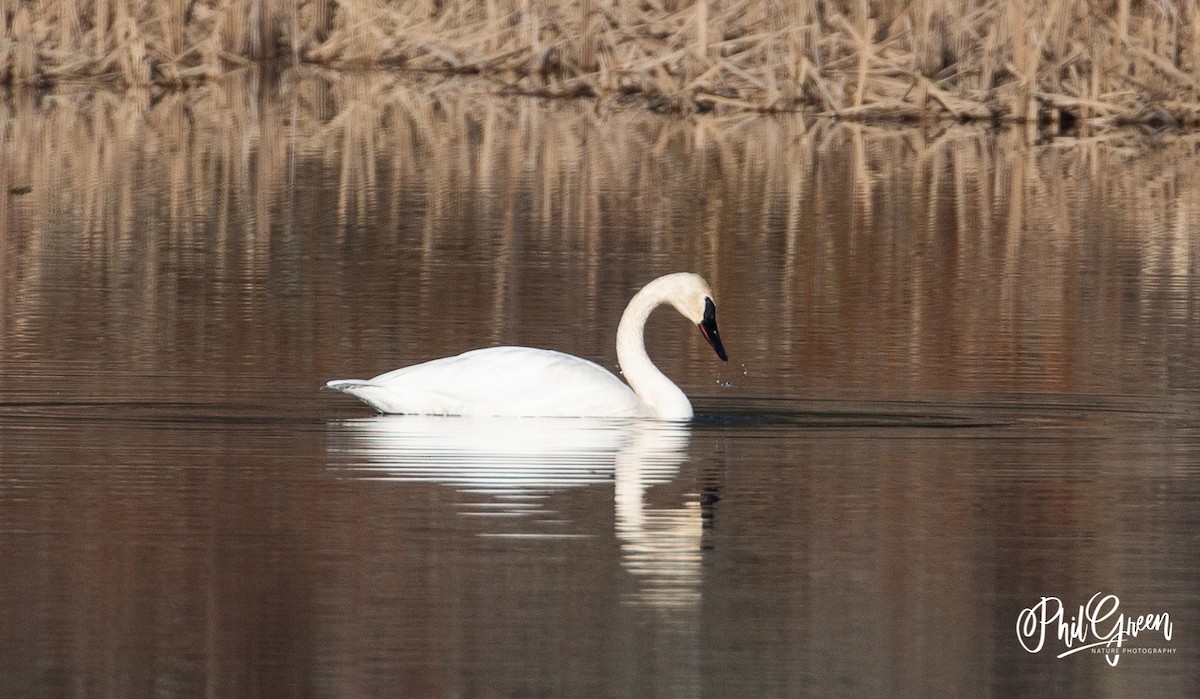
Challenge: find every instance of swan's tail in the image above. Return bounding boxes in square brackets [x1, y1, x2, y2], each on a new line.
[324, 379, 394, 413]
[325, 378, 466, 415]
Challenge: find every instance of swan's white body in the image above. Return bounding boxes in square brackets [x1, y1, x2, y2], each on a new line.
[325, 272, 727, 420]
[329, 347, 651, 417]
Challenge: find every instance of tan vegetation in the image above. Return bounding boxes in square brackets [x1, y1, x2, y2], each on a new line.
[3, 1, 1200, 122]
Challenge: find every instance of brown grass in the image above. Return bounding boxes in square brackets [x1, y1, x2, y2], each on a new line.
[2, 1, 1199, 122]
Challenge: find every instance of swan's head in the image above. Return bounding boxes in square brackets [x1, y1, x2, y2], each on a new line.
[659, 273, 728, 363]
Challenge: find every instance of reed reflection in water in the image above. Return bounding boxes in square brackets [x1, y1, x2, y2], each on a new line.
[2, 71, 1198, 403]
[0, 71, 1198, 696]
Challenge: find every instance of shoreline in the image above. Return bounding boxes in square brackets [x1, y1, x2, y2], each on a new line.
[3, 1, 1199, 126]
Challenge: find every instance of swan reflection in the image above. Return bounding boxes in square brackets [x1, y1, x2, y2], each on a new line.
[326, 416, 705, 611]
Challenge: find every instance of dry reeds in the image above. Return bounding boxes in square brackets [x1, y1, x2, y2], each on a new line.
[3, 1, 1200, 122]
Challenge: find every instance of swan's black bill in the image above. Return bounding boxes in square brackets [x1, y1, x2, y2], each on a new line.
[699, 297, 728, 362]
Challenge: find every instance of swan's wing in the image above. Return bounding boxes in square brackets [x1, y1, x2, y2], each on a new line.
[345, 346, 646, 417]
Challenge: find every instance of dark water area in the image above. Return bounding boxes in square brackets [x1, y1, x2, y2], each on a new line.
[1, 73, 1198, 696]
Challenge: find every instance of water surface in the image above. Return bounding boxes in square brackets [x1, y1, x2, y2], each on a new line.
[1, 73, 1198, 696]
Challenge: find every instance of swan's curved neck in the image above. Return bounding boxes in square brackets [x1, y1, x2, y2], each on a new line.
[616, 280, 693, 420]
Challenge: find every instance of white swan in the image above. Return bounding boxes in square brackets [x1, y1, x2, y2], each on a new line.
[325, 272, 728, 419]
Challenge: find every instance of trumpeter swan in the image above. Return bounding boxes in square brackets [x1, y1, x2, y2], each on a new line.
[325, 272, 727, 419]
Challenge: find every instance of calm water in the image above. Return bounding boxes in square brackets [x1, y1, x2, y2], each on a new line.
[2, 72, 1198, 696]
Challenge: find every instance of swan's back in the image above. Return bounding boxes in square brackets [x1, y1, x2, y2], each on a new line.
[326, 346, 648, 417]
